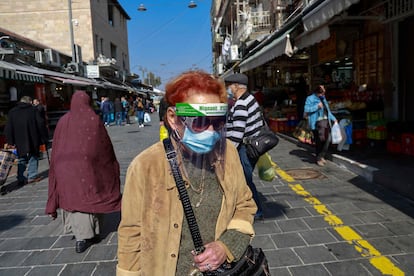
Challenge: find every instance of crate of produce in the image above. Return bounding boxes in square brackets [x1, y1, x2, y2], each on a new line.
[352, 129, 366, 140]
[268, 117, 288, 133]
[367, 111, 383, 122]
[367, 129, 387, 140]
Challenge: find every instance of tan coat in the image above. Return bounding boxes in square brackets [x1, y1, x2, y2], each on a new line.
[117, 140, 257, 276]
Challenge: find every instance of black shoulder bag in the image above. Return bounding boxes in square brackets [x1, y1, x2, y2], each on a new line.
[243, 114, 279, 160]
[163, 138, 270, 276]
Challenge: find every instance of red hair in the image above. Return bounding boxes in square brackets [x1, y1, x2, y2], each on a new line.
[165, 70, 227, 105]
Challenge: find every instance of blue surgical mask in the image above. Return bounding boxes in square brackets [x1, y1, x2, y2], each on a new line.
[181, 127, 220, 154]
[227, 87, 234, 98]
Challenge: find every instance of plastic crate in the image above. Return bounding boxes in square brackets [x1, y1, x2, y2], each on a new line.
[367, 129, 387, 140]
[268, 117, 288, 133]
[367, 111, 383, 122]
[352, 129, 366, 140]
[387, 140, 402, 154]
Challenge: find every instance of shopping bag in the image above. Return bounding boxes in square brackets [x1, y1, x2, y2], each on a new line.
[144, 112, 151, 123]
[257, 153, 276, 182]
[0, 150, 17, 185]
[293, 119, 307, 138]
[331, 122, 343, 144]
[294, 119, 313, 144]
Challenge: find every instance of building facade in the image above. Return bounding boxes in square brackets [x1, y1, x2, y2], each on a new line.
[211, 0, 414, 133]
[0, 0, 131, 76]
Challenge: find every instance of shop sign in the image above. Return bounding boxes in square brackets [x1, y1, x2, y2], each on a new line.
[86, 65, 100, 78]
[318, 32, 337, 63]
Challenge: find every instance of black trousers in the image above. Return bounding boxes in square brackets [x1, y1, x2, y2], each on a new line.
[312, 129, 331, 161]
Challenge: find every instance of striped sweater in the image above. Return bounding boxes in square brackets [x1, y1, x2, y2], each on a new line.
[226, 91, 264, 148]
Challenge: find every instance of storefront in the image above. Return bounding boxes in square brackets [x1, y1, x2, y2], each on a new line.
[0, 61, 46, 145]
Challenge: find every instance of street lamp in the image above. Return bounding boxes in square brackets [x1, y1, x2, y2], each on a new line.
[137, 4, 147, 11]
[188, 1, 197, 8]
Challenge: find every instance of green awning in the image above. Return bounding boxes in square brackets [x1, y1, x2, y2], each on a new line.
[0, 61, 44, 83]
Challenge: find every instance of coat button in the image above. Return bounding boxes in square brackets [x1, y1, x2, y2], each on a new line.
[174, 223, 179, 228]
[171, 253, 176, 258]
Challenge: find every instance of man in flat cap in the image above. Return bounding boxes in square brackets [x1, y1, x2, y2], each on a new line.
[224, 73, 265, 219]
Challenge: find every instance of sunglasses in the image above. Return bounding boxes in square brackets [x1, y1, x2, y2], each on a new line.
[180, 116, 225, 133]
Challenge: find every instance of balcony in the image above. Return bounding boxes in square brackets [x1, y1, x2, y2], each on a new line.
[233, 9, 272, 43]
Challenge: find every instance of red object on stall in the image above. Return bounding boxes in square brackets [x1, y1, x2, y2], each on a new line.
[387, 141, 402, 154]
[401, 133, 414, 156]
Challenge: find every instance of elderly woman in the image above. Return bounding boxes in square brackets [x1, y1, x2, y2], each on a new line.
[117, 71, 257, 275]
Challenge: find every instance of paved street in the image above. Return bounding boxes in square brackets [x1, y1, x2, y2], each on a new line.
[0, 112, 413, 276]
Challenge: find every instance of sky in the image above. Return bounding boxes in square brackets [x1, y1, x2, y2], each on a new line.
[117, 0, 213, 90]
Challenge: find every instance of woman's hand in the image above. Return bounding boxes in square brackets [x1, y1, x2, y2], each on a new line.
[49, 212, 57, 220]
[192, 241, 227, 272]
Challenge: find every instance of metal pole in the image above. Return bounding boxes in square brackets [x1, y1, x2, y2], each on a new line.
[68, 0, 76, 62]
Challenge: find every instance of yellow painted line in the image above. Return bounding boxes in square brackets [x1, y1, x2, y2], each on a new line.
[273, 164, 405, 276]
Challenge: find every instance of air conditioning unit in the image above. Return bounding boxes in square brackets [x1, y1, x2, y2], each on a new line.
[34, 51, 45, 64]
[44, 48, 61, 67]
[65, 62, 85, 77]
[64, 62, 78, 74]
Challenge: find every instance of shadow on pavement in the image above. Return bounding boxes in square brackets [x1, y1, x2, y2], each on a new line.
[349, 175, 414, 219]
[0, 214, 26, 231]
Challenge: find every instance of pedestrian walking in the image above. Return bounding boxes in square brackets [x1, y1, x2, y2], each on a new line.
[134, 96, 145, 128]
[116, 70, 257, 275]
[121, 96, 130, 125]
[101, 97, 112, 126]
[304, 84, 337, 166]
[114, 97, 124, 126]
[4, 96, 49, 186]
[224, 73, 265, 219]
[45, 90, 122, 253]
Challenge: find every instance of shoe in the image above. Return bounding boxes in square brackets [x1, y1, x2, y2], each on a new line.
[76, 240, 92, 253]
[254, 211, 264, 220]
[75, 235, 101, 253]
[27, 177, 43, 184]
[17, 180, 26, 187]
[316, 160, 325, 167]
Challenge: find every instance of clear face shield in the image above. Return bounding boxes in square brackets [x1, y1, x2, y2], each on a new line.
[172, 103, 228, 181]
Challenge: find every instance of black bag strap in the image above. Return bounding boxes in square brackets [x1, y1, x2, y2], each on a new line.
[163, 138, 205, 254]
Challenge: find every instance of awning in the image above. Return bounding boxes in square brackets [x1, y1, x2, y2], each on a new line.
[303, 0, 360, 32]
[239, 28, 295, 73]
[295, 24, 330, 50]
[99, 78, 130, 91]
[46, 76, 102, 87]
[0, 61, 44, 83]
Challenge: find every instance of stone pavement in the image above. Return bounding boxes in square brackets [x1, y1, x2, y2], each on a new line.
[0, 113, 413, 276]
